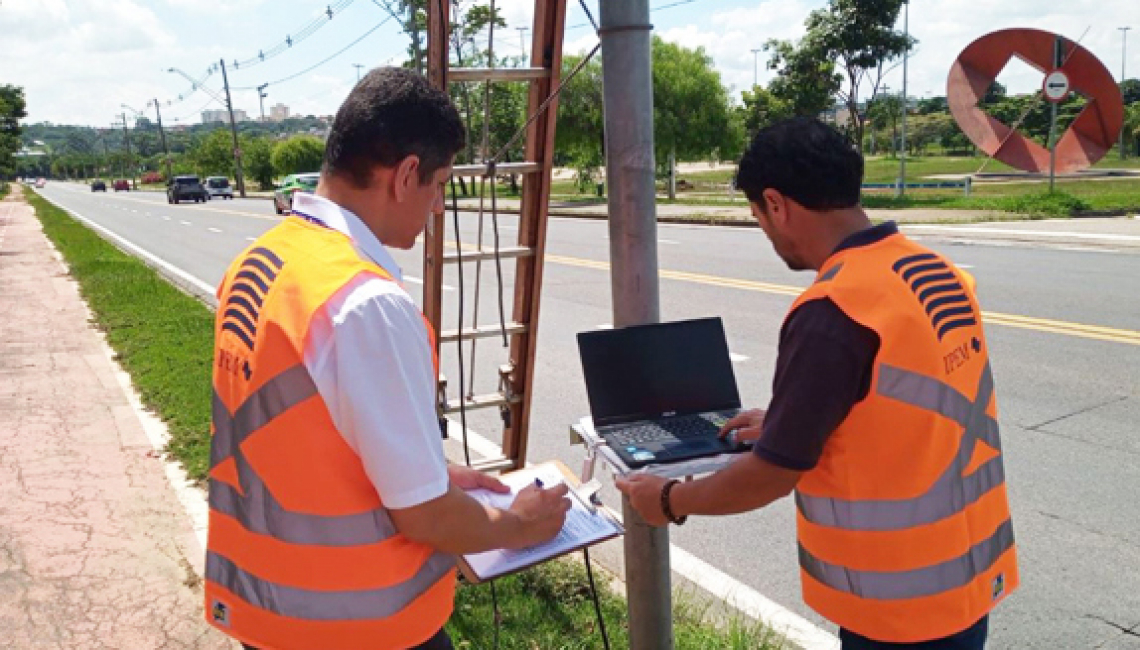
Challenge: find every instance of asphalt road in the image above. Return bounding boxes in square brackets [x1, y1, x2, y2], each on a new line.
[35, 183, 1140, 649]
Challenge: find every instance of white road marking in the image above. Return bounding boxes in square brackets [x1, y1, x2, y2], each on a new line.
[957, 264, 975, 269]
[729, 352, 749, 362]
[245, 236, 256, 241]
[597, 323, 613, 329]
[162, 216, 170, 221]
[207, 227, 222, 233]
[658, 239, 680, 245]
[179, 220, 192, 226]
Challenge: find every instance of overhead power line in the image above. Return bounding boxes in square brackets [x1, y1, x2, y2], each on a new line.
[234, 16, 394, 90]
[231, 0, 357, 70]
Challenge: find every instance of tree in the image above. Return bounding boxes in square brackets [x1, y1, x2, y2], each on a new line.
[1119, 78, 1140, 105]
[375, 0, 427, 74]
[784, 0, 915, 148]
[0, 84, 27, 179]
[191, 129, 242, 177]
[271, 135, 325, 177]
[243, 136, 275, 190]
[1125, 103, 1140, 156]
[652, 37, 742, 176]
[739, 85, 792, 137]
[763, 38, 841, 117]
[554, 52, 606, 191]
[917, 96, 947, 115]
[866, 94, 903, 155]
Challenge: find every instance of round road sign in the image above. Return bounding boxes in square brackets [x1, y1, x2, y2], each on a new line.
[1043, 70, 1070, 103]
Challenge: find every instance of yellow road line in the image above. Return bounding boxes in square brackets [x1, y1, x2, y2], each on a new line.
[462, 246, 1140, 347]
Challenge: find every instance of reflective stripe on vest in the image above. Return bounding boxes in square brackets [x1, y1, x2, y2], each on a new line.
[206, 550, 455, 621]
[209, 365, 402, 546]
[799, 518, 1014, 600]
[796, 362, 1002, 532]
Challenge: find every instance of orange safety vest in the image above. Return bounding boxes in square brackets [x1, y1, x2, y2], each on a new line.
[205, 216, 454, 650]
[790, 232, 1018, 643]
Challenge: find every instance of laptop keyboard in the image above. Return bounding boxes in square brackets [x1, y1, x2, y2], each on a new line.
[604, 414, 722, 447]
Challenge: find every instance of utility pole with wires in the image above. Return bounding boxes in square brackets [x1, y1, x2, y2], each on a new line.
[751, 48, 761, 88]
[257, 83, 269, 121]
[152, 98, 172, 181]
[353, 63, 365, 82]
[117, 112, 136, 189]
[219, 58, 247, 198]
[897, 0, 909, 198]
[517, 27, 528, 59]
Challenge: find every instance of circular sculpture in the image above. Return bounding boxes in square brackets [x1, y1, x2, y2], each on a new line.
[947, 28, 1124, 174]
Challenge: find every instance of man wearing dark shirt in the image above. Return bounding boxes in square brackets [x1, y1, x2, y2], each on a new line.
[617, 117, 1015, 649]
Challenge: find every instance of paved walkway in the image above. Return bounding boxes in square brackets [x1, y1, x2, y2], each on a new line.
[0, 191, 232, 649]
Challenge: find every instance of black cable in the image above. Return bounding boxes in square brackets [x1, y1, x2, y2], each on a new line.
[584, 547, 612, 650]
[488, 163, 508, 347]
[577, 0, 599, 32]
[449, 178, 472, 467]
[490, 579, 501, 650]
[232, 17, 393, 90]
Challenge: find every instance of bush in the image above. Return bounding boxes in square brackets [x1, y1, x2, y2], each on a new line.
[1001, 191, 1090, 217]
[271, 135, 325, 178]
[141, 171, 165, 184]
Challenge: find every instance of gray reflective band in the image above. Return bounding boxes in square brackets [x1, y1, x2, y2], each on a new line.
[799, 518, 1014, 600]
[211, 363, 399, 546]
[206, 550, 455, 621]
[797, 362, 1006, 531]
[818, 263, 844, 283]
[211, 364, 318, 470]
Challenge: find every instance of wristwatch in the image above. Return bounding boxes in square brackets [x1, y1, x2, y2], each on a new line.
[661, 479, 687, 525]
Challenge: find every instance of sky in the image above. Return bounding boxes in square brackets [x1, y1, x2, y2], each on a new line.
[1, 0, 1137, 128]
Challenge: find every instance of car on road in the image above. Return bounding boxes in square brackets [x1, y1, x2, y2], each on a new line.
[167, 175, 208, 204]
[34, 178, 46, 188]
[204, 176, 234, 200]
[273, 172, 320, 215]
[113, 179, 131, 192]
[91, 180, 107, 192]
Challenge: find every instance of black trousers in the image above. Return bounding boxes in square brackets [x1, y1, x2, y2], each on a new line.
[241, 627, 454, 650]
[840, 616, 988, 650]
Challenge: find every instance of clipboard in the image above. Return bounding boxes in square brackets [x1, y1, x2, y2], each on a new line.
[458, 460, 624, 584]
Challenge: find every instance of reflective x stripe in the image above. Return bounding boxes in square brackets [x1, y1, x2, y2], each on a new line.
[206, 550, 455, 621]
[211, 364, 400, 546]
[799, 518, 1014, 600]
[796, 362, 1004, 532]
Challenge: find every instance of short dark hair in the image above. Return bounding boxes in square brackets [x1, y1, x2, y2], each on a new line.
[323, 67, 465, 187]
[735, 117, 863, 211]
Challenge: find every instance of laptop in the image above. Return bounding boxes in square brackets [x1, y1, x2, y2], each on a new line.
[577, 317, 749, 469]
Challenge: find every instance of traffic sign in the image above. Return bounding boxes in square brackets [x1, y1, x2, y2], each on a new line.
[1043, 70, 1070, 103]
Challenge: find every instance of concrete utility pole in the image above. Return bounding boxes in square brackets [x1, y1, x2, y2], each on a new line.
[751, 48, 761, 88]
[1048, 37, 1063, 193]
[152, 99, 172, 181]
[600, 2, 670, 649]
[257, 83, 269, 121]
[1121, 27, 1131, 159]
[897, 0, 909, 198]
[516, 27, 528, 58]
[219, 58, 247, 197]
[119, 112, 136, 189]
[353, 64, 364, 82]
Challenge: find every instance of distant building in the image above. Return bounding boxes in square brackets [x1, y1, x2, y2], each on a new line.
[270, 103, 290, 122]
[201, 109, 249, 124]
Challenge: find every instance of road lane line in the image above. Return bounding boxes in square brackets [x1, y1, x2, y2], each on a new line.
[207, 227, 222, 233]
[729, 352, 749, 362]
[179, 220, 192, 226]
[405, 275, 455, 291]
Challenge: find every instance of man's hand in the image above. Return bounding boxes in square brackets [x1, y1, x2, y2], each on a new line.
[448, 465, 509, 493]
[614, 473, 671, 527]
[719, 408, 767, 444]
[506, 483, 571, 549]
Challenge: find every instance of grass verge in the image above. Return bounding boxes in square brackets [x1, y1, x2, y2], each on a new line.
[23, 185, 788, 650]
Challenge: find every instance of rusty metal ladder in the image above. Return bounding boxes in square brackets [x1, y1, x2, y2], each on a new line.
[424, 0, 570, 472]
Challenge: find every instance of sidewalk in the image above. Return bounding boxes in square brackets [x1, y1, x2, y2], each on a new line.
[0, 192, 232, 648]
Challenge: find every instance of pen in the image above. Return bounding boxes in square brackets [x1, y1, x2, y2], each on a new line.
[534, 478, 544, 488]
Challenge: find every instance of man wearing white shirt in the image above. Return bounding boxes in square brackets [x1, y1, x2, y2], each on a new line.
[206, 67, 569, 650]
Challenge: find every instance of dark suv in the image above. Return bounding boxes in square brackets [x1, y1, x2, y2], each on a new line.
[167, 175, 208, 204]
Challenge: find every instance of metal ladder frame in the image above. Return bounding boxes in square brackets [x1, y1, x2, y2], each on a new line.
[424, 0, 570, 472]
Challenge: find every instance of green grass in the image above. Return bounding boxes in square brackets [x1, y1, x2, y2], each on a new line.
[0, 182, 9, 200]
[449, 559, 786, 650]
[23, 186, 216, 481]
[24, 185, 787, 649]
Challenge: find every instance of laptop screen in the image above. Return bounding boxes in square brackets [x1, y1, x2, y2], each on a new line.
[577, 317, 741, 427]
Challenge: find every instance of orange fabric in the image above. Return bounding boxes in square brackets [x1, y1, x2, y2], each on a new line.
[206, 217, 453, 648]
[789, 232, 1018, 642]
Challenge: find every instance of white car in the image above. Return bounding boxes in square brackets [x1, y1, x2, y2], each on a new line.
[204, 176, 234, 200]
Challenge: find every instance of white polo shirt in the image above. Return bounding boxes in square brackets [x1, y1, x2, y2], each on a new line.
[292, 192, 448, 509]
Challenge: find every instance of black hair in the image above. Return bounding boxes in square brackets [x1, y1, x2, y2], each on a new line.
[735, 117, 863, 212]
[323, 67, 465, 188]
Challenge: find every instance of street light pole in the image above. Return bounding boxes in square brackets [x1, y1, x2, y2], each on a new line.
[119, 112, 136, 189]
[751, 48, 761, 88]
[152, 99, 172, 181]
[353, 64, 364, 82]
[1121, 27, 1132, 159]
[516, 27, 528, 58]
[898, 0, 909, 198]
[219, 58, 247, 197]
